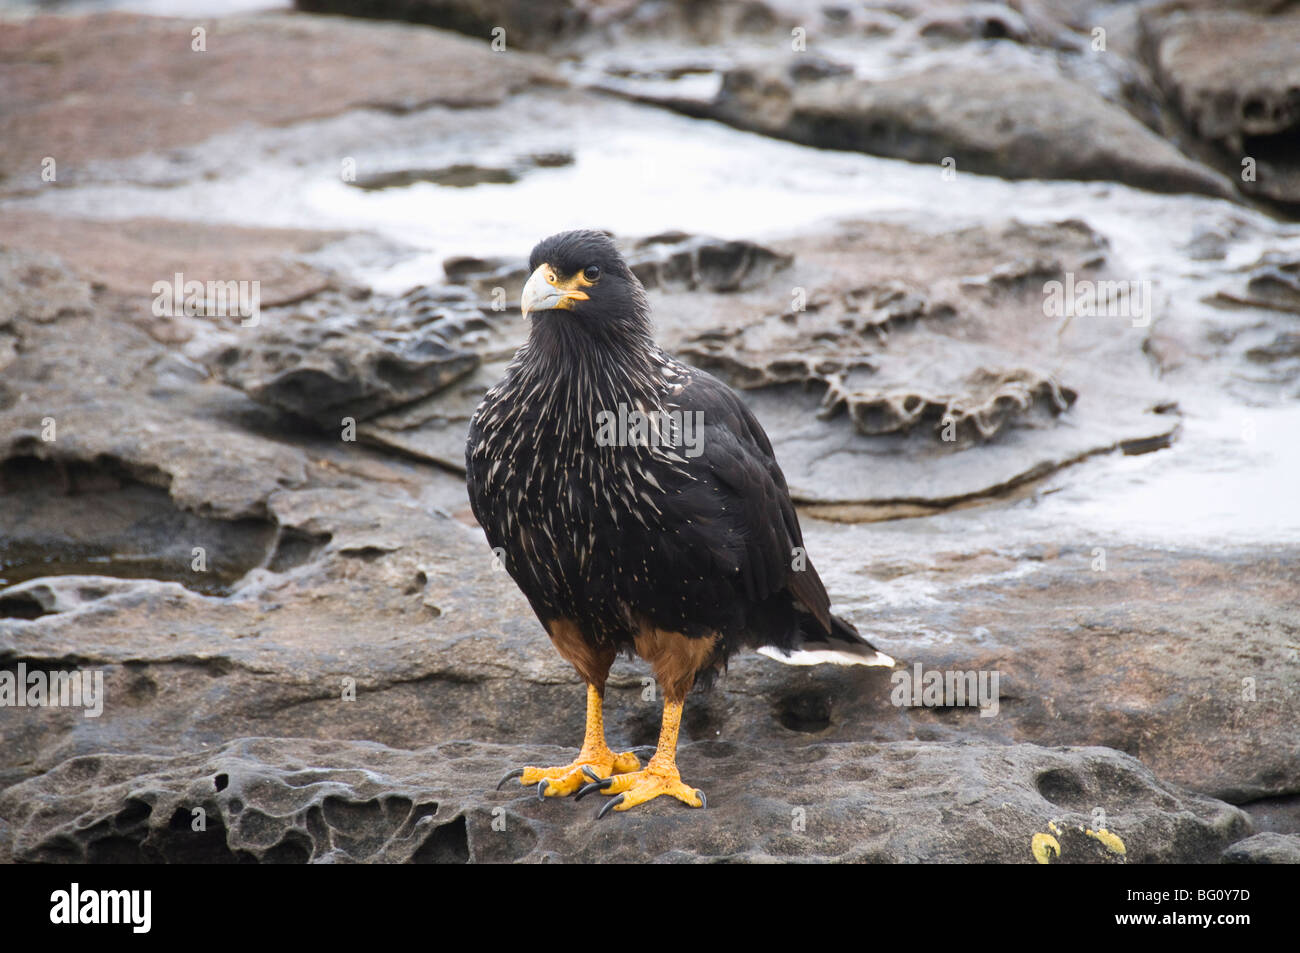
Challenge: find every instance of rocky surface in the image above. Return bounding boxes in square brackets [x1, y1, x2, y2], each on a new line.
[0, 12, 556, 190]
[326, 218, 1183, 505]
[1140, 2, 1300, 210]
[1, 4, 1297, 864]
[295, 0, 597, 50]
[0, 737, 1251, 863]
[207, 288, 484, 430]
[1221, 832, 1300, 865]
[707, 63, 1234, 199]
[669, 219, 1180, 505]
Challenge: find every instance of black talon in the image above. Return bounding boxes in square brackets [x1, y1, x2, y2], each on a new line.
[496, 768, 525, 791]
[597, 794, 625, 819]
[632, 746, 656, 760]
[536, 780, 550, 801]
[695, 790, 707, 810]
[581, 765, 602, 783]
[575, 777, 613, 801]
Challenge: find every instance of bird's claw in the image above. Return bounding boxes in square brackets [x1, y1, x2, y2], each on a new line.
[575, 776, 614, 801]
[495, 768, 525, 791]
[586, 767, 706, 815]
[499, 748, 642, 799]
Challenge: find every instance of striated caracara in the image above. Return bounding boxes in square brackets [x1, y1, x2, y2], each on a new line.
[467, 229, 893, 816]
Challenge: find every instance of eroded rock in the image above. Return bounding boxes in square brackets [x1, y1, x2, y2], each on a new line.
[668, 219, 1178, 502]
[362, 233, 794, 467]
[1141, 4, 1300, 209]
[0, 737, 1252, 863]
[629, 232, 793, 292]
[208, 303, 481, 430]
[1216, 252, 1300, 316]
[0, 456, 277, 597]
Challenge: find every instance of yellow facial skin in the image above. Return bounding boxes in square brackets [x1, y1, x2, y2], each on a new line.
[519, 262, 593, 317]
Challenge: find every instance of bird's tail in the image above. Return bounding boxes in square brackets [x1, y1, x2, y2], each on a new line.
[758, 613, 896, 668]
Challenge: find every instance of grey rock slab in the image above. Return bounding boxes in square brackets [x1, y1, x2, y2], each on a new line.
[0, 12, 559, 192]
[0, 737, 1252, 863]
[1220, 832, 1300, 864]
[663, 219, 1180, 505]
[708, 62, 1235, 199]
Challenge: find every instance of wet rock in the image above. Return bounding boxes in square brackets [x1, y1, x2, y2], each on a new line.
[0, 236, 1291, 824]
[840, 544, 1300, 805]
[294, 0, 597, 50]
[0, 576, 204, 621]
[349, 153, 572, 191]
[370, 218, 1182, 497]
[0, 737, 1251, 863]
[1245, 332, 1300, 364]
[1182, 222, 1246, 262]
[2, 221, 1288, 811]
[1223, 253, 1300, 316]
[443, 256, 517, 284]
[1245, 258, 1300, 314]
[441, 258, 530, 302]
[0, 399, 308, 523]
[914, 3, 1030, 43]
[709, 62, 1235, 199]
[630, 232, 792, 293]
[820, 367, 1077, 441]
[209, 317, 479, 430]
[671, 219, 1178, 503]
[3, 478, 1294, 808]
[293, 0, 887, 58]
[1141, 4, 1300, 209]
[0, 455, 276, 596]
[0, 12, 557, 192]
[0, 212, 344, 344]
[350, 164, 520, 190]
[205, 282, 511, 433]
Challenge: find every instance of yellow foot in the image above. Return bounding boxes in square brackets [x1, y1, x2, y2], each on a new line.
[496, 747, 644, 799]
[576, 764, 706, 817]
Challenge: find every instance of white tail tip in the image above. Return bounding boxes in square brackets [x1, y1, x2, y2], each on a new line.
[757, 646, 896, 668]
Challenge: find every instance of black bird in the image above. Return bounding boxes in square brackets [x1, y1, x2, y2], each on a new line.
[467, 230, 893, 815]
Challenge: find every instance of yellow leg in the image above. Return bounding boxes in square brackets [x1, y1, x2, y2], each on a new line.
[498, 684, 641, 798]
[578, 697, 706, 816]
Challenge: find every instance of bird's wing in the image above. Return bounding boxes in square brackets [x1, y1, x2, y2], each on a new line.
[664, 364, 834, 633]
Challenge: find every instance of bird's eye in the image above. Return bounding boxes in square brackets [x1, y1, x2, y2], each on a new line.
[583, 265, 600, 282]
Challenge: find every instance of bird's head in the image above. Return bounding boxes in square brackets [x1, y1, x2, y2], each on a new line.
[521, 230, 651, 349]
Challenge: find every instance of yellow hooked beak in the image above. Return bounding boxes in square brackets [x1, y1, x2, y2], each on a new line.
[520, 263, 590, 318]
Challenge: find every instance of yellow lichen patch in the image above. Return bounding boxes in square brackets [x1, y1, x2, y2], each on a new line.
[1086, 828, 1127, 856]
[1048, 821, 1061, 835]
[1031, 832, 1061, 864]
